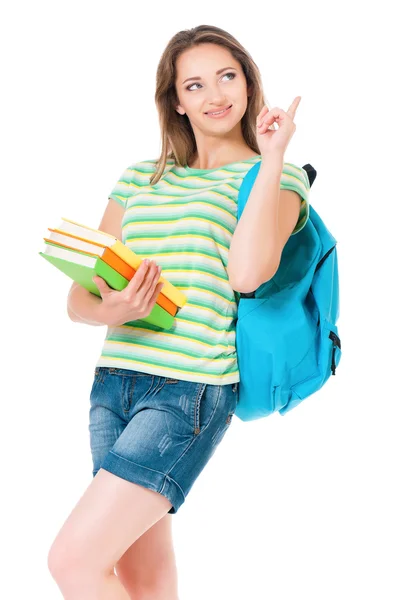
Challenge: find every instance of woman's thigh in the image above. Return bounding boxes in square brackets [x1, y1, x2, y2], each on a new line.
[48, 468, 173, 586]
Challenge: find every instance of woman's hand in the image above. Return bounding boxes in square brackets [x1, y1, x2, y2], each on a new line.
[92, 259, 164, 327]
[255, 96, 301, 157]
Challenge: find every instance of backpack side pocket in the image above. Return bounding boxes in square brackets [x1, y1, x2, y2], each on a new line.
[279, 318, 342, 415]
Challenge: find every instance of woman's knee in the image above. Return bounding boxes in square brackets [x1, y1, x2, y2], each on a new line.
[48, 537, 107, 587]
[47, 538, 69, 581]
[47, 538, 80, 587]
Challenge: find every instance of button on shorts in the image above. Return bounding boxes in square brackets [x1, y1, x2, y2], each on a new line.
[88, 367, 239, 514]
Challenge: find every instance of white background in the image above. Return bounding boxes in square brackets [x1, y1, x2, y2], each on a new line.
[2, 1, 397, 598]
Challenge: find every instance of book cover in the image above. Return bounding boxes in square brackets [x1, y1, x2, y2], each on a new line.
[39, 243, 175, 329]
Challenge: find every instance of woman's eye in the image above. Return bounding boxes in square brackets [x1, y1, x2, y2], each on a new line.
[186, 72, 236, 91]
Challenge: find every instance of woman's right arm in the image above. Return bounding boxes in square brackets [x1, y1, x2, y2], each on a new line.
[67, 283, 105, 326]
[66, 198, 125, 325]
[67, 198, 163, 326]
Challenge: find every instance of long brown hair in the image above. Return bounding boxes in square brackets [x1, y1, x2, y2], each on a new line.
[150, 24, 274, 185]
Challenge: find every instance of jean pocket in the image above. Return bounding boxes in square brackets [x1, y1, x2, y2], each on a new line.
[193, 383, 222, 435]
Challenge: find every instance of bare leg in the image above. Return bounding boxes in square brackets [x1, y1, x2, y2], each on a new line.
[48, 468, 173, 599]
[115, 513, 179, 599]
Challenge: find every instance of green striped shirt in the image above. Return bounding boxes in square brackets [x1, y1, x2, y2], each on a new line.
[95, 156, 310, 385]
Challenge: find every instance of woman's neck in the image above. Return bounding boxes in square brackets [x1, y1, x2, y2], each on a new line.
[188, 148, 260, 170]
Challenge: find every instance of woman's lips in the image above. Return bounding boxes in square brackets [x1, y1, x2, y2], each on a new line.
[205, 105, 232, 119]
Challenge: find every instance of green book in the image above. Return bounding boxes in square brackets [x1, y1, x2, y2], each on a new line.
[39, 242, 175, 329]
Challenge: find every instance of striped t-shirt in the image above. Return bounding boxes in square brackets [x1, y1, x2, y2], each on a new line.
[94, 155, 310, 385]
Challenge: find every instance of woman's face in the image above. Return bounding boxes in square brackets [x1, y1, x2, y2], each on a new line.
[175, 43, 251, 136]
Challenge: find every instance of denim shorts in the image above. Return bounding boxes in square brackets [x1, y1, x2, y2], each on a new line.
[88, 367, 239, 514]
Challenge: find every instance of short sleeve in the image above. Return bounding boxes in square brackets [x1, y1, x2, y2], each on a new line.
[108, 159, 158, 210]
[280, 162, 311, 235]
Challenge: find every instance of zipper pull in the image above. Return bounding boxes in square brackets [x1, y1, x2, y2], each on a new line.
[328, 331, 341, 376]
[331, 346, 337, 375]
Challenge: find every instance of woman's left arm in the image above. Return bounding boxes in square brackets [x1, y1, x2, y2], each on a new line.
[227, 153, 301, 293]
[227, 96, 303, 293]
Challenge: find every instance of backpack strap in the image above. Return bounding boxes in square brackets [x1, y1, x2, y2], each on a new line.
[302, 163, 317, 187]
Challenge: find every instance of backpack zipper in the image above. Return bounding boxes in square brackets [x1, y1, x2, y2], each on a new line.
[329, 331, 341, 375]
[315, 244, 336, 273]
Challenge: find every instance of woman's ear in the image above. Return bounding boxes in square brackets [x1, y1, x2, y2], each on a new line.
[175, 105, 185, 116]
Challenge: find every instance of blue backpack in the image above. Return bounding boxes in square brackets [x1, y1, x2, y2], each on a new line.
[234, 161, 341, 420]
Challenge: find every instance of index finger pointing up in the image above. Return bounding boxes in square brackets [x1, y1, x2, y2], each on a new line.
[287, 96, 301, 119]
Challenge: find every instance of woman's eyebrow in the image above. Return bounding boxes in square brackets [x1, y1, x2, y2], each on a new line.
[182, 67, 236, 85]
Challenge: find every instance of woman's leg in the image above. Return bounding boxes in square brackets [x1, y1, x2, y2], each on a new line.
[115, 513, 179, 599]
[47, 468, 173, 600]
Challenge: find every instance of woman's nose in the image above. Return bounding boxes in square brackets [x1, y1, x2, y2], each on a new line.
[207, 92, 228, 105]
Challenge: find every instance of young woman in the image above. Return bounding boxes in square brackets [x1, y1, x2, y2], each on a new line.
[48, 24, 310, 600]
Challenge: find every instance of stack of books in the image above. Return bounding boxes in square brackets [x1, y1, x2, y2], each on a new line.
[39, 218, 187, 329]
